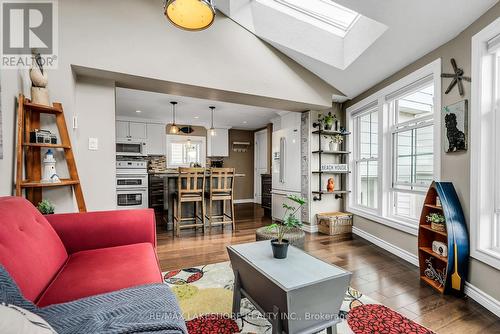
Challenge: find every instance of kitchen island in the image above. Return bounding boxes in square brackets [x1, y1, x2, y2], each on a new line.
[150, 171, 245, 230]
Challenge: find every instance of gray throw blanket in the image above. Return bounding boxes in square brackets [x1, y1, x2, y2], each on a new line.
[0, 266, 188, 334]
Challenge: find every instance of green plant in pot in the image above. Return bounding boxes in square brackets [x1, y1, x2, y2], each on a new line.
[37, 199, 55, 215]
[318, 112, 336, 131]
[426, 212, 446, 232]
[267, 195, 306, 259]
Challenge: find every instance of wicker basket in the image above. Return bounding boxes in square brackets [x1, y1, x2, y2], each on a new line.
[431, 222, 446, 232]
[317, 212, 353, 236]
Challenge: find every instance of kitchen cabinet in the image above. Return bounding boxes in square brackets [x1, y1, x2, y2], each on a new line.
[207, 128, 229, 157]
[116, 121, 147, 140]
[116, 120, 129, 139]
[146, 123, 166, 155]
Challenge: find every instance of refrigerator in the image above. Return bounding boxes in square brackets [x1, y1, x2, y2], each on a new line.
[272, 126, 301, 222]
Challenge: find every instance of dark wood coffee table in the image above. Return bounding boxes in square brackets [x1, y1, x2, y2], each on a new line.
[227, 241, 351, 334]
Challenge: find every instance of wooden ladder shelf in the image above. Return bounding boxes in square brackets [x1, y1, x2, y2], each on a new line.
[15, 94, 86, 212]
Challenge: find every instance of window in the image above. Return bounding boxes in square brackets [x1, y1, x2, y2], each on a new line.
[354, 108, 378, 209]
[390, 83, 435, 220]
[471, 18, 500, 269]
[166, 135, 206, 168]
[347, 59, 441, 234]
[274, 0, 360, 33]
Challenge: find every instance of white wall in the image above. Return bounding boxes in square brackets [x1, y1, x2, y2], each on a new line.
[0, 0, 340, 212]
[74, 77, 116, 211]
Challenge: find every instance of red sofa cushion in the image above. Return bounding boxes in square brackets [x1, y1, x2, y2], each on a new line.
[0, 197, 68, 302]
[37, 242, 163, 307]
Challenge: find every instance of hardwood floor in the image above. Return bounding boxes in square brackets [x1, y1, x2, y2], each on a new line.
[156, 203, 500, 333]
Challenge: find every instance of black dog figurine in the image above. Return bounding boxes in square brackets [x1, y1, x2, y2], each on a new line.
[445, 113, 466, 152]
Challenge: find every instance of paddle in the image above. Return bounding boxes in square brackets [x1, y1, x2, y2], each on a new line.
[443, 187, 461, 291]
[451, 243, 461, 290]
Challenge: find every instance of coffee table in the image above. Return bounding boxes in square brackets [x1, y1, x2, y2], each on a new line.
[227, 241, 351, 334]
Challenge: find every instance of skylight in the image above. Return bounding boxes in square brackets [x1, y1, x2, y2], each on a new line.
[274, 0, 360, 33]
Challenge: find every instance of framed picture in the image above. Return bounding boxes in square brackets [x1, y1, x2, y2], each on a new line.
[442, 100, 468, 153]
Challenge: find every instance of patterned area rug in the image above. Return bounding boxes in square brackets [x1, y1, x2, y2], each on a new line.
[163, 261, 374, 334]
[163, 262, 435, 334]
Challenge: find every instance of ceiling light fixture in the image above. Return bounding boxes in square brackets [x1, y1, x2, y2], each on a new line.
[136, 110, 142, 113]
[209, 106, 216, 136]
[169, 101, 180, 134]
[164, 0, 216, 32]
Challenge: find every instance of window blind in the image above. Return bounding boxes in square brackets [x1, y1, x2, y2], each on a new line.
[385, 75, 433, 102]
[487, 33, 500, 54]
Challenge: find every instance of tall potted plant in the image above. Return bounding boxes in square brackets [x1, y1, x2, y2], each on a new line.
[267, 195, 306, 259]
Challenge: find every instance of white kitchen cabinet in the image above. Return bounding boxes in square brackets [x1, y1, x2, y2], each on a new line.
[116, 120, 129, 139]
[129, 122, 147, 140]
[207, 128, 229, 157]
[115, 121, 147, 141]
[146, 123, 166, 155]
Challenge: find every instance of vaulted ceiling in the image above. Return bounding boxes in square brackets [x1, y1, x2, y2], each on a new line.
[216, 0, 498, 98]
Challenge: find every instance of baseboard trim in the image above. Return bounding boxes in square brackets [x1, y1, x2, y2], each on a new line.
[352, 226, 500, 319]
[464, 282, 500, 318]
[234, 199, 254, 204]
[301, 223, 318, 234]
[352, 226, 419, 266]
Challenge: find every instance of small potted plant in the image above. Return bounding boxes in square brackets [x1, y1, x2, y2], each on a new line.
[317, 112, 337, 131]
[426, 212, 446, 232]
[267, 195, 306, 259]
[37, 199, 55, 215]
[331, 134, 343, 151]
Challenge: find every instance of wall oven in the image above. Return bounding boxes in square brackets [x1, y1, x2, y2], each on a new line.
[116, 159, 148, 209]
[117, 188, 148, 209]
[116, 140, 146, 156]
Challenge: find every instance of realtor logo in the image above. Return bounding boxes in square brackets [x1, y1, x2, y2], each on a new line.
[1, 0, 58, 68]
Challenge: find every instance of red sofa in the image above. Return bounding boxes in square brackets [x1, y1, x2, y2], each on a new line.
[0, 196, 163, 307]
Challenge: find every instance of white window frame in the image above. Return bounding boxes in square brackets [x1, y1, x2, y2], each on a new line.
[166, 135, 206, 168]
[352, 104, 379, 214]
[347, 59, 441, 235]
[470, 17, 500, 269]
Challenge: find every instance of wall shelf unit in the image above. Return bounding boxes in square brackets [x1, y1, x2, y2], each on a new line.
[311, 124, 351, 201]
[418, 182, 469, 295]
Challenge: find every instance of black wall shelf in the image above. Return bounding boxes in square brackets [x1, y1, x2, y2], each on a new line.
[311, 124, 351, 201]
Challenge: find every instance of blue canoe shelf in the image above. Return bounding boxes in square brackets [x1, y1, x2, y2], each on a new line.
[418, 182, 469, 295]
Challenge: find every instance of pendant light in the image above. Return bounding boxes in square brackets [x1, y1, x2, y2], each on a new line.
[169, 101, 180, 134]
[164, 0, 216, 31]
[209, 106, 216, 136]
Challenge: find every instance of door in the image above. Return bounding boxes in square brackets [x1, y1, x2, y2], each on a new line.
[116, 120, 129, 139]
[254, 129, 268, 204]
[129, 122, 147, 140]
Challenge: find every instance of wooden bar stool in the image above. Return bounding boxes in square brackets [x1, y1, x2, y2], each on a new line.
[205, 168, 236, 231]
[173, 167, 206, 237]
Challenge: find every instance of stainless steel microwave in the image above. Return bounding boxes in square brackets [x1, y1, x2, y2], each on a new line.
[116, 140, 146, 156]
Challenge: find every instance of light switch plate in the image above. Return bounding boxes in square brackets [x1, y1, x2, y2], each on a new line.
[88, 137, 98, 150]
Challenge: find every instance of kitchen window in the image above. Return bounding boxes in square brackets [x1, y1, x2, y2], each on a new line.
[347, 59, 441, 234]
[166, 135, 206, 168]
[470, 18, 500, 269]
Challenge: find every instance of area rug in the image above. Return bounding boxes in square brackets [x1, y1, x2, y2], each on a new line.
[163, 262, 435, 334]
[163, 261, 373, 334]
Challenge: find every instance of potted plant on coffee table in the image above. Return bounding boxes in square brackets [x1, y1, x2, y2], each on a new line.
[267, 195, 306, 259]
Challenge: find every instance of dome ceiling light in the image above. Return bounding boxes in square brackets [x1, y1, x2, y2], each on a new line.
[164, 0, 216, 31]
